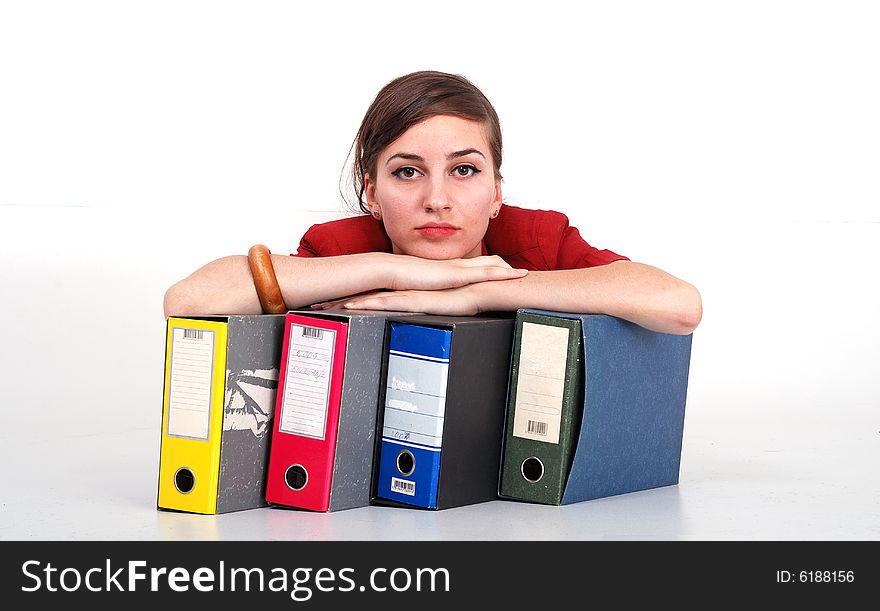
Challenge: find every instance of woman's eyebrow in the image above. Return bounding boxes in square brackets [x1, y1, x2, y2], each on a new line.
[385, 149, 486, 166]
[447, 148, 486, 160]
[385, 152, 423, 166]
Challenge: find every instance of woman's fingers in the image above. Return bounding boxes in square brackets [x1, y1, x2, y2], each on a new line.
[465, 265, 528, 283]
[342, 287, 479, 316]
[310, 298, 355, 310]
[449, 258, 527, 286]
[410, 257, 527, 289]
[461, 255, 512, 269]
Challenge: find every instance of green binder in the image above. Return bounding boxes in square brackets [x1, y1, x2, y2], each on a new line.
[499, 312, 584, 504]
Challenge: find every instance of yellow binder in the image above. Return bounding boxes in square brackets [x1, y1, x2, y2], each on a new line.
[157, 318, 228, 514]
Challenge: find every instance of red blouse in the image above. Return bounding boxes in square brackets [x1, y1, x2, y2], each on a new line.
[293, 203, 628, 270]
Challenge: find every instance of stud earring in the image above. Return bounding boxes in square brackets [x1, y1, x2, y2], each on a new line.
[371, 210, 381, 219]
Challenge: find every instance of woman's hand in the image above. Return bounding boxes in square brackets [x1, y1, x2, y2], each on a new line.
[385, 254, 527, 291]
[311, 285, 481, 316]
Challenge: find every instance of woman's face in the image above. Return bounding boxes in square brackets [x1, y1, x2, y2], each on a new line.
[364, 114, 502, 260]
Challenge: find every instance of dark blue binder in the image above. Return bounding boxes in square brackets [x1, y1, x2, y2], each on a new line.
[374, 315, 514, 510]
[501, 309, 693, 504]
[376, 323, 452, 508]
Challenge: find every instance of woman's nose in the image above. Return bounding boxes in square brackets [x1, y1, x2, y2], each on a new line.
[423, 176, 452, 212]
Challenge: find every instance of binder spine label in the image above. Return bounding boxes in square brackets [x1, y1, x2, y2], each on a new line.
[512, 322, 570, 445]
[279, 323, 336, 439]
[382, 351, 449, 449]
[167, 327, 215, 440]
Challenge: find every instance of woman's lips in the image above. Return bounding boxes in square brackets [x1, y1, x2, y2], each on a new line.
[416, 224, 459, 238]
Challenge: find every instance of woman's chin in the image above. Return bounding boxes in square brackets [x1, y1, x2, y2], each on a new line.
[396, 242, 474, 260]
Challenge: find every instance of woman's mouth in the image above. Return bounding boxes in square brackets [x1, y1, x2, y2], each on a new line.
[416, 223, 460, 238]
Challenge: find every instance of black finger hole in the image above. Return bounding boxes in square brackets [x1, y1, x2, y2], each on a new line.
[521, 457, 544, 483]
[284, 464, 308, 491]
[174, 467, 196, 494]
[396, 450, 416, 476]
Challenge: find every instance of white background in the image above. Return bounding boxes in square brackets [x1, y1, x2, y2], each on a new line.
[1, 1, 877, 540]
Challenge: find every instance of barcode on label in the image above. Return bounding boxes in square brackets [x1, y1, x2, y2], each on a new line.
[527, 420, 548, 436]
[391, 477, 415, 496]
[183, 329, 204, 340]
[302, 327, 324, 340]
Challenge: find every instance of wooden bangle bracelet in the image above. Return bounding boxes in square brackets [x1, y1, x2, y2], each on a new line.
[247, 244, 287, 314]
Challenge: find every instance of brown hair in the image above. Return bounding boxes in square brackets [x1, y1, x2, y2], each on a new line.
[348, 71, 503, 214]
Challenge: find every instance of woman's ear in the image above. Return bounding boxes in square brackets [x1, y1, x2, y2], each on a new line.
[364, 173, 382, 219]
[490, 178, 503, 218]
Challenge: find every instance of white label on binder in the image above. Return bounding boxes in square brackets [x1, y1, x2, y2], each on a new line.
[383, 353, 449, 449]
[512, 322, 569, 444]
[279, 323, 336, 439]
[168, 327, 215, 440]
[391, 477, 416, 496]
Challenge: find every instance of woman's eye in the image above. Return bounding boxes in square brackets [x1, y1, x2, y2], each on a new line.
[393, 167, 421, 179]
[453, 165, 480, 177]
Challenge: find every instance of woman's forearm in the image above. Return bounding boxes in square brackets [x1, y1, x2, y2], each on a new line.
[163, 252, 526, 318]
[163, 252, 392, 317]
[471, 261, 702, 335]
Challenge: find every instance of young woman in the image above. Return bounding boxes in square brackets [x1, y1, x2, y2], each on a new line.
[164, 71, 701, 335]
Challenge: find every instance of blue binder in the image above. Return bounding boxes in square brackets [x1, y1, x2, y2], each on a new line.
[376, 323, 452, 508]
[500, 310, 693, 504]
[374, 315, 514, 510]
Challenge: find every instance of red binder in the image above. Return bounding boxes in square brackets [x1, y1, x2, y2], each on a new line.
[266, 314, 349, 511]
